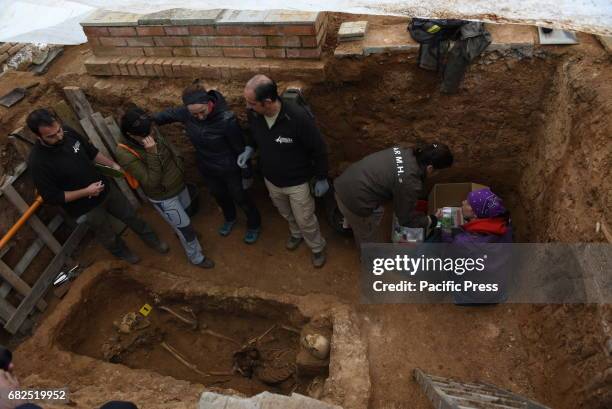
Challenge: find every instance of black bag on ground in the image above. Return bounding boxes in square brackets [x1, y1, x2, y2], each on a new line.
[409, 18, 466, 71]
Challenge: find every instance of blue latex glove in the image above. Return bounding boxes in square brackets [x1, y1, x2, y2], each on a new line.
[237, 146, 254, 169]
[313, 179, 330, 197]
[242, 178, 253, 190]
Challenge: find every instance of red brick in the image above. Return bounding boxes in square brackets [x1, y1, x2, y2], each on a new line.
[223, 47, 254, 58]
[182, 36, 209, 47]
[152, 58, 165, 76]
[126, 37, 155, 47]
[219, 65, 232, 80]
[87, 37, 100, 47]
[189, 26, 217, 36]
[209, 36, 234, 47]
[234, 36, 266, 47]
[136, 26, 165, 36]
[92, 46, 121, 57]
[196, 47, 224, 57]
[126, 58, 140, 75]
[216, 25, 280, 36]
[84, 58, 113, 76]
[122, 47, 145, 56]
[143, 60, 157, 76]
[135, 58, 147, 76]
[300, 35, 318, 48]
[165, 26, 189, 36]
[117, 58, 130, 75]
[192, 63, 222, 79]
[253, 48, 286, 59]
[98, 37, 127, 47]
[162, 59, 175, 76]
[83, 26, 109, 37]
[286, 47, 321, 59]
[280, 25, 316, 36]
[108, 27, 137, 37]
[267, 36, 300, 48]
[172, 47, 198, 57]
[0, 53, 8, 65]
[171, 59, 188, 76]
[230, 65, 270, 81]
[154, 36, 184, 47]
[0, 43, 10, 54]
[109, 58, 121, 75]
[144, 47, 173, 57]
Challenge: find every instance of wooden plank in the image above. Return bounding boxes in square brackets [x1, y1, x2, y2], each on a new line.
[0, 162, 27, 198]
[0, 215, 63, 298]
[91, 112, 117, 155]
[53, 100, 86, 136]
[4, 223, 88, 334]
[80, 117, 140, 209]
[0, 260, 47, 311]
[104, 116, 149, 203]
[63, 86, 94, 120]
[1, 184, 62, 254]
[0, 298, 16, 323]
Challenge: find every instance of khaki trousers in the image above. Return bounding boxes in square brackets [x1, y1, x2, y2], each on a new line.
[264, 179, 326, 253]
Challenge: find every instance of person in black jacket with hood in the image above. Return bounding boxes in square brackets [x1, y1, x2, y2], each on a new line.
[154, 82, 261, 244]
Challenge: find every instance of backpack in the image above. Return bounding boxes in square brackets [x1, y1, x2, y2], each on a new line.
[281, 88, 314, 119]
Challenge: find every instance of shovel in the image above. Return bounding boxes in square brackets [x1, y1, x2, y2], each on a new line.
[0, 82, 39, 108]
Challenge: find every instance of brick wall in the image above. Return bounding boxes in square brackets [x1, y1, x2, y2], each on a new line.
[82, 9, 328, 61]
[0, 43, 26, 66]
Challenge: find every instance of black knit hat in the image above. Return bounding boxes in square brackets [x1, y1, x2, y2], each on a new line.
[99, 401, 139, 409]
[120, 107, 152, 137]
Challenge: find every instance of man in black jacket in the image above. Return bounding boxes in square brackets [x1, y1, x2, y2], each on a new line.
[26, 108, 167, 264]
[239, 75, 329, 267]
[154, 82, 261, 244]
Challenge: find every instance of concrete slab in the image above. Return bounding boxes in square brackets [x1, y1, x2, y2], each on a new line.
[486, 24, 537, 51]
[597, 35, 612, 53]
[198, 391, 343, 409]
[81, 10, 141, 27]
[362, 24, 418, 56]
[334, 41, 364, 58]
[338, 21, 368, 41]
[537, 27, 579, 45]
[264, 10, 319, 25]
[216, 9, 270, 25]
[137, 8, 223, 26]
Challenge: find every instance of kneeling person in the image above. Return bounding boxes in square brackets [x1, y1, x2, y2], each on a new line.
[118, 107, 214, 269]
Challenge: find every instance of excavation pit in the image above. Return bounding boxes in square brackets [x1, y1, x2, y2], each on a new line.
[29, 262, 370, 409]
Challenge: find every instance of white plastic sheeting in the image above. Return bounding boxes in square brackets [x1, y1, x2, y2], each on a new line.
[1, 0, 611, 45]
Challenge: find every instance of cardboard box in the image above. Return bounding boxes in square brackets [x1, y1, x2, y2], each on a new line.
[428, 182, 489, 214]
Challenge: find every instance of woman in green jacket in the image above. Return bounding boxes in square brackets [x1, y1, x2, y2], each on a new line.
[117, 106, 214, 269]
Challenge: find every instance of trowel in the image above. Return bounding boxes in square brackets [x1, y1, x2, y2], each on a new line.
[0, 82, 39, 108]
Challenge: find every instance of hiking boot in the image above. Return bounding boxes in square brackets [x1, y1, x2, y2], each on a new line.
[311, 249, 326, 268]
[195, 257, 215, 269]
[244, 228, 261, 244]
[286, 235, 303, 251]
[116, 248, 141, 264]
[218, 220, 236, 237]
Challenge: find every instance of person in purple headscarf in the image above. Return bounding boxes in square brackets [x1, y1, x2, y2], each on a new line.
[440, 188, 513, 244]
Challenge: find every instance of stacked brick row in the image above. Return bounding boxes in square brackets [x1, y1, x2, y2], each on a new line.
[83, 10, 327, 60]
[0, 43, 26, 66]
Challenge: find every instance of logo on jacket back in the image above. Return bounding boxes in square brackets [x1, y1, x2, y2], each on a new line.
[275, 136, 293, 144]
[393, 146, 404, 183]
[73, 141, 81, 153]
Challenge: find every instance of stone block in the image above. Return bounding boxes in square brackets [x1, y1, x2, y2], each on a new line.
[264, 10, 319, 25]
[197, 391, 343, 409]
[486, 23, 536, 51]
[216, 9, 270, 25]
[334, 41, 364, 58]
[338, 21, 368, 41]
[138, 8, 222, 26]
[362, 24, 418, 56]
[81, 10, 140, 27]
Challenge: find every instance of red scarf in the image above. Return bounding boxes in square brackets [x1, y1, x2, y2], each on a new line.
[462, 218, 508, 235]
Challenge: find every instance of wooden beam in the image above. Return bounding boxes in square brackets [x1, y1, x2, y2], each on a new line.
[91, 113, 117, 155]
[0, 260, 46, 311]
[4, 223, 88, 334]
[53, 100, 86, 136]
[80, 117, 140, 209]
[104, 116, 149, 203]
[1, 184, 62, 254]
[63, 86, 94, 120]
[0, 298, 16, 323]
[0, 215, 63, 298]
[0, 162, 27, 198]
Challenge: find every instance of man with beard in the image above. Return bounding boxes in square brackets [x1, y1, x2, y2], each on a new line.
[26, 108, 168, 264]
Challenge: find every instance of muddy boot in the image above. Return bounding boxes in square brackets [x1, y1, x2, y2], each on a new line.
[115, 247, 141, 264]
[286, 235, 303, 250]
[311, 249, 326, 268]
[195, 257, 215, 269]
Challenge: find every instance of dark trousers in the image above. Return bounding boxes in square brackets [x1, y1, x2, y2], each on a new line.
[202, 171, 261, 230]
[81, 183, 159, 256]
